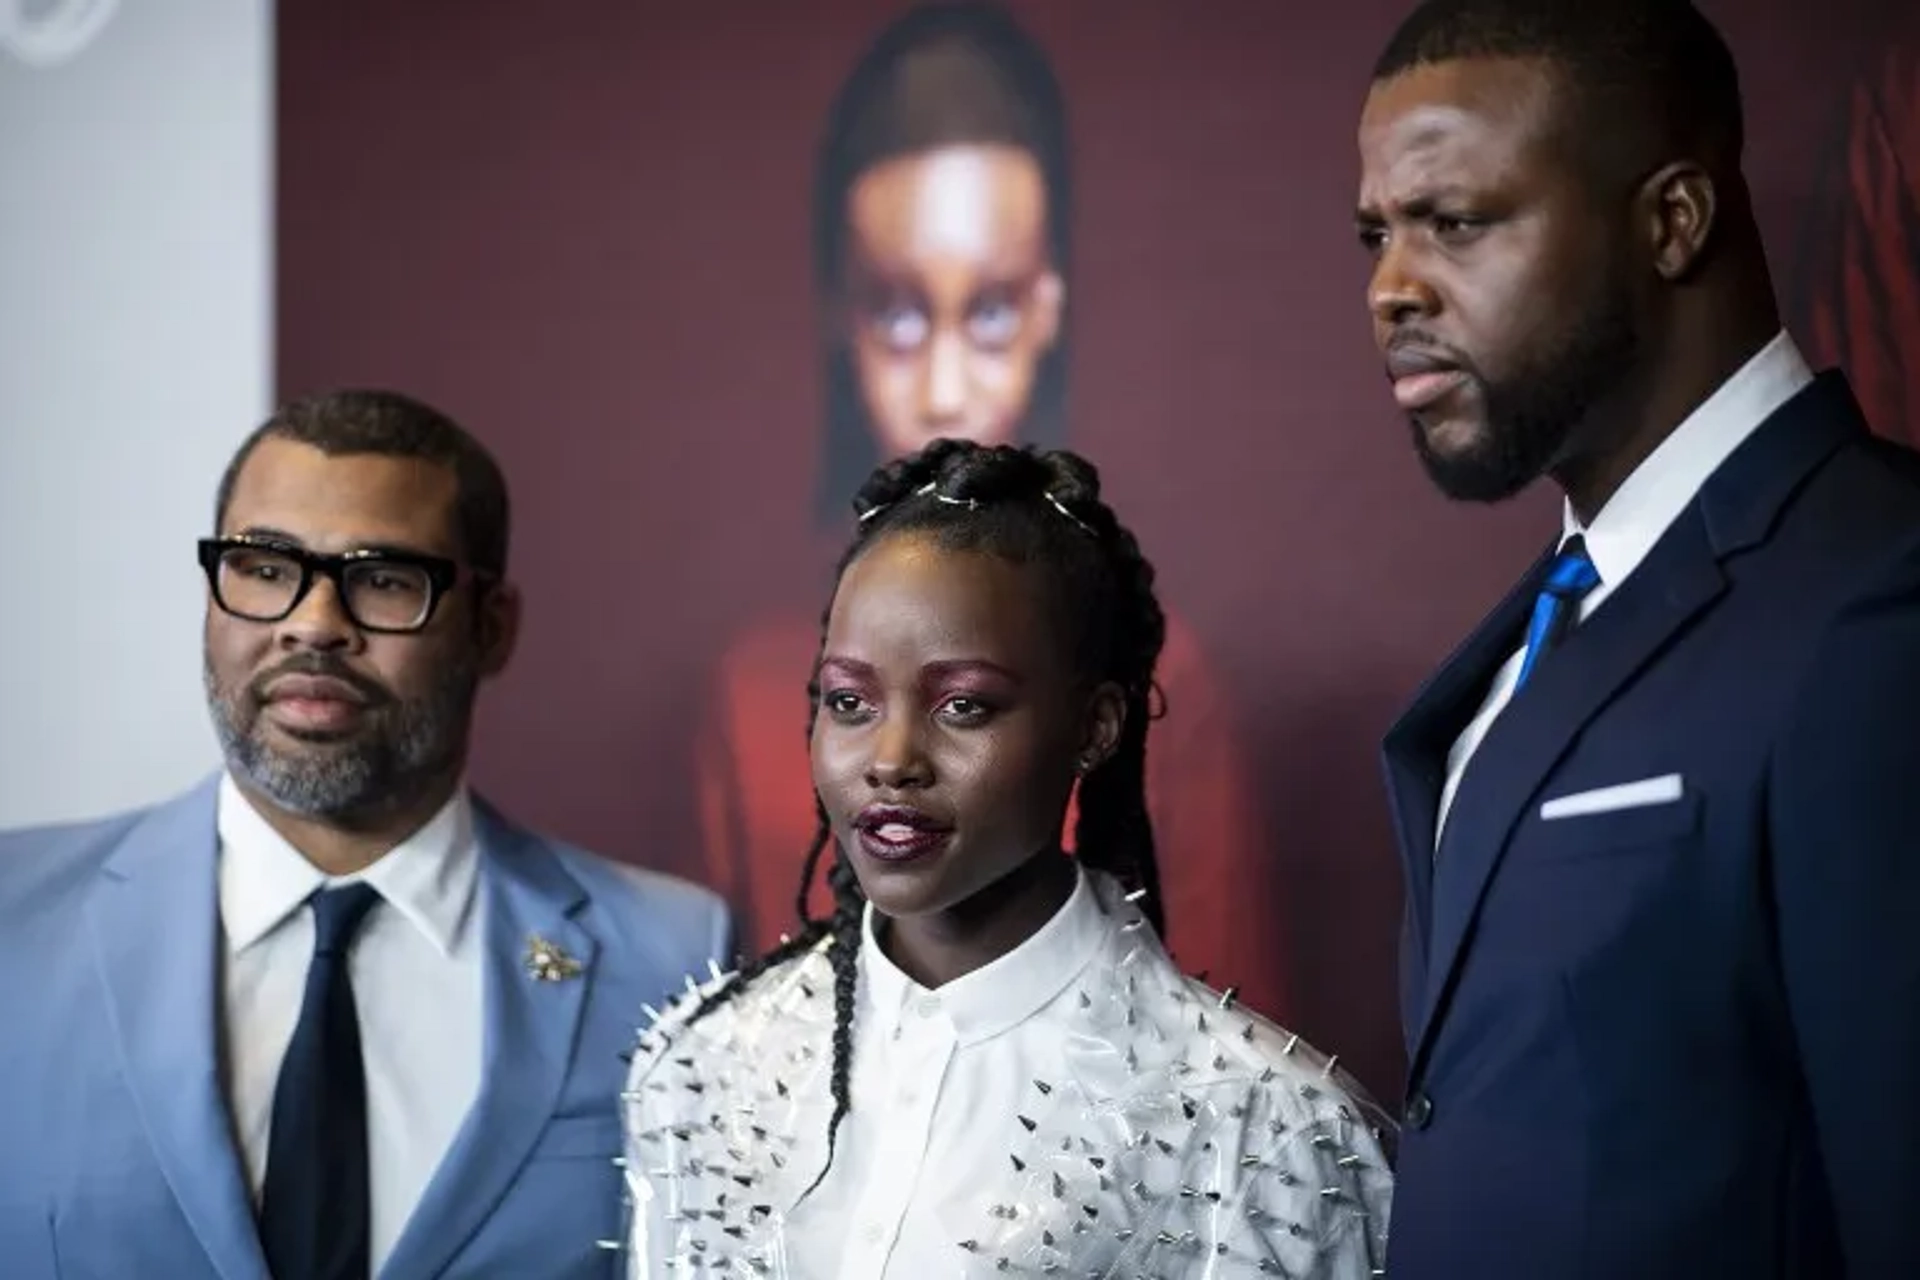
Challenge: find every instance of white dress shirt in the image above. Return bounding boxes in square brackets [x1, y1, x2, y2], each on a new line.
[1434, 331, 1815, 843]
[624, 868, 1394, 1279]
[217, 773, 485, 1271]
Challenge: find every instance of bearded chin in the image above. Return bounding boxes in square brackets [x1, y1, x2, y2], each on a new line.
[1414, 287, 1640, 505]
[205, 661, 478, 821]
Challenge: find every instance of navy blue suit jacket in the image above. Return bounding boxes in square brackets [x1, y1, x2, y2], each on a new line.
[1382, 373, 1920, 1278]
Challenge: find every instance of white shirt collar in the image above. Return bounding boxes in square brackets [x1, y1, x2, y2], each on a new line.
[1564, 330, 1814, 586]
[860, 864, 1108, 1047]
[216, 772, 480, 958]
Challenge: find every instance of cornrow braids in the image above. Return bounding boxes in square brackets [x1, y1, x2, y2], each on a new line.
[685, 437, 1169, 1194]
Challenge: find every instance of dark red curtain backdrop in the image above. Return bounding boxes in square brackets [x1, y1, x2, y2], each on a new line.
[277, 0, 1905, 1099]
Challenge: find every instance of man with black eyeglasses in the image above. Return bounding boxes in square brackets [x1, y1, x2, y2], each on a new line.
[0, 390, 731, 1280]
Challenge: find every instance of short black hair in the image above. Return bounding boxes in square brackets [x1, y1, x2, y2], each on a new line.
[811, 1, 1072, 521]
[213, 389, 512, 577]
[1373, 0, 1746, 177]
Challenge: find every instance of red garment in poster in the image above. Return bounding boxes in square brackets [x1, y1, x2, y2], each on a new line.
[1796, 20, 1920, 442]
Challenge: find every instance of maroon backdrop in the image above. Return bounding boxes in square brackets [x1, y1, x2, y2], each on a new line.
[277, 0, 1901, 1100]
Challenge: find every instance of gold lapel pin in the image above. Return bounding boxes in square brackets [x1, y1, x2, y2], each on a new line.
[524, 933, 583, 982]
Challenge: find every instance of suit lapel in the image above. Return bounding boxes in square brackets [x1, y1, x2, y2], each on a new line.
[85, 777, 270, 1280]
[1405, 372, 1864, 1073]
[379, 809, 595, 1280]
[1409, 510, 1726, 1068]
[1382, 546, 1552, 975]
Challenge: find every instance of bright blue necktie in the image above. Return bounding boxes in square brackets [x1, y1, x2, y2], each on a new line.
[1514, 536, 1601, 690]
[260, 882, 381, 1280]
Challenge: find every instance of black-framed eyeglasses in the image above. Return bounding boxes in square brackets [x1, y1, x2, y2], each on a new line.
[197, 535, 489, 634]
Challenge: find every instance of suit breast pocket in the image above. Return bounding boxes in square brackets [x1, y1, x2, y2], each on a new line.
[0, 1209, 58, 1280]
[1529, 788, 1702, 862]
[1481, 789, 1705, 972]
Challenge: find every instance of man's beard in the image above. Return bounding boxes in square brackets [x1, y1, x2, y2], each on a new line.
[205, 652, 478, 821]
[1414, 281, 1640, 504]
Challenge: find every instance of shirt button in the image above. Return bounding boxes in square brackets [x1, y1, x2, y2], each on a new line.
[1404, 1091, 1434, 1130]
[861, 1221, 885, 1245]
[916, 996, 941, 1017]
[899, 1088, 918, 1108]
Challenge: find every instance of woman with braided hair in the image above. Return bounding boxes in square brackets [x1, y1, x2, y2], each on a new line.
[623, 440, 1392, 1279]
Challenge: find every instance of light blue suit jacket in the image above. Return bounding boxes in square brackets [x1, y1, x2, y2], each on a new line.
[0, 775, 732, 1280]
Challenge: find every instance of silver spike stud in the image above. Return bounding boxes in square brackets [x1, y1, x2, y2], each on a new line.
[1019, 1114, 1038, 1132]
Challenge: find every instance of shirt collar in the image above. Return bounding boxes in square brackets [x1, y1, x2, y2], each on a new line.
[860, 864, 1109, 1047]
[216, 771, 480, 958]
[1563, 330, 1814, 583]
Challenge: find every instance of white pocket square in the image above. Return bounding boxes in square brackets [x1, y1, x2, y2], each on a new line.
[1539, 773, 1684, 820]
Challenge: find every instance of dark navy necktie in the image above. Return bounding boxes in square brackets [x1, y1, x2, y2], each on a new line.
[1514, 535, 1601, 690]
[260, 882, 382, 1280]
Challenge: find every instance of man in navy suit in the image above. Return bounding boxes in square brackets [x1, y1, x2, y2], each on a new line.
[1356, 1, 1920, 1274]
[0, 390, 731, 1279]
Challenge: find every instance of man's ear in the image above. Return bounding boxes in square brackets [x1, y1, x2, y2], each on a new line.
[474, 580, 521, 678]
[1639, 160, 1718, 282]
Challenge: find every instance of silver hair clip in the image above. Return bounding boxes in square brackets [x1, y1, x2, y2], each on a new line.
[918, 480, 979, 511]
[856, 480, 978, 525]
[1045, 491, 1096, 536]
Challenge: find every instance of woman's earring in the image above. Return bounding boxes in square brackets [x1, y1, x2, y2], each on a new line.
[1075, 754, 1098, 777]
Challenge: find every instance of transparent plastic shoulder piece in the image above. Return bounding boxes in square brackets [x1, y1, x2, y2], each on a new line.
[621, 941, 836, 1279]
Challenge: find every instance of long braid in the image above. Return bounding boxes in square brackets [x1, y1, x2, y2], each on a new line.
[1060, 494, 1168, 939]
[684, 810, 836, 1031]
[800, 854, 864, 1200]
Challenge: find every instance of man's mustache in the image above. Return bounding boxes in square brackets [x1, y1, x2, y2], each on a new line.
[247, 654, 392, 708]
